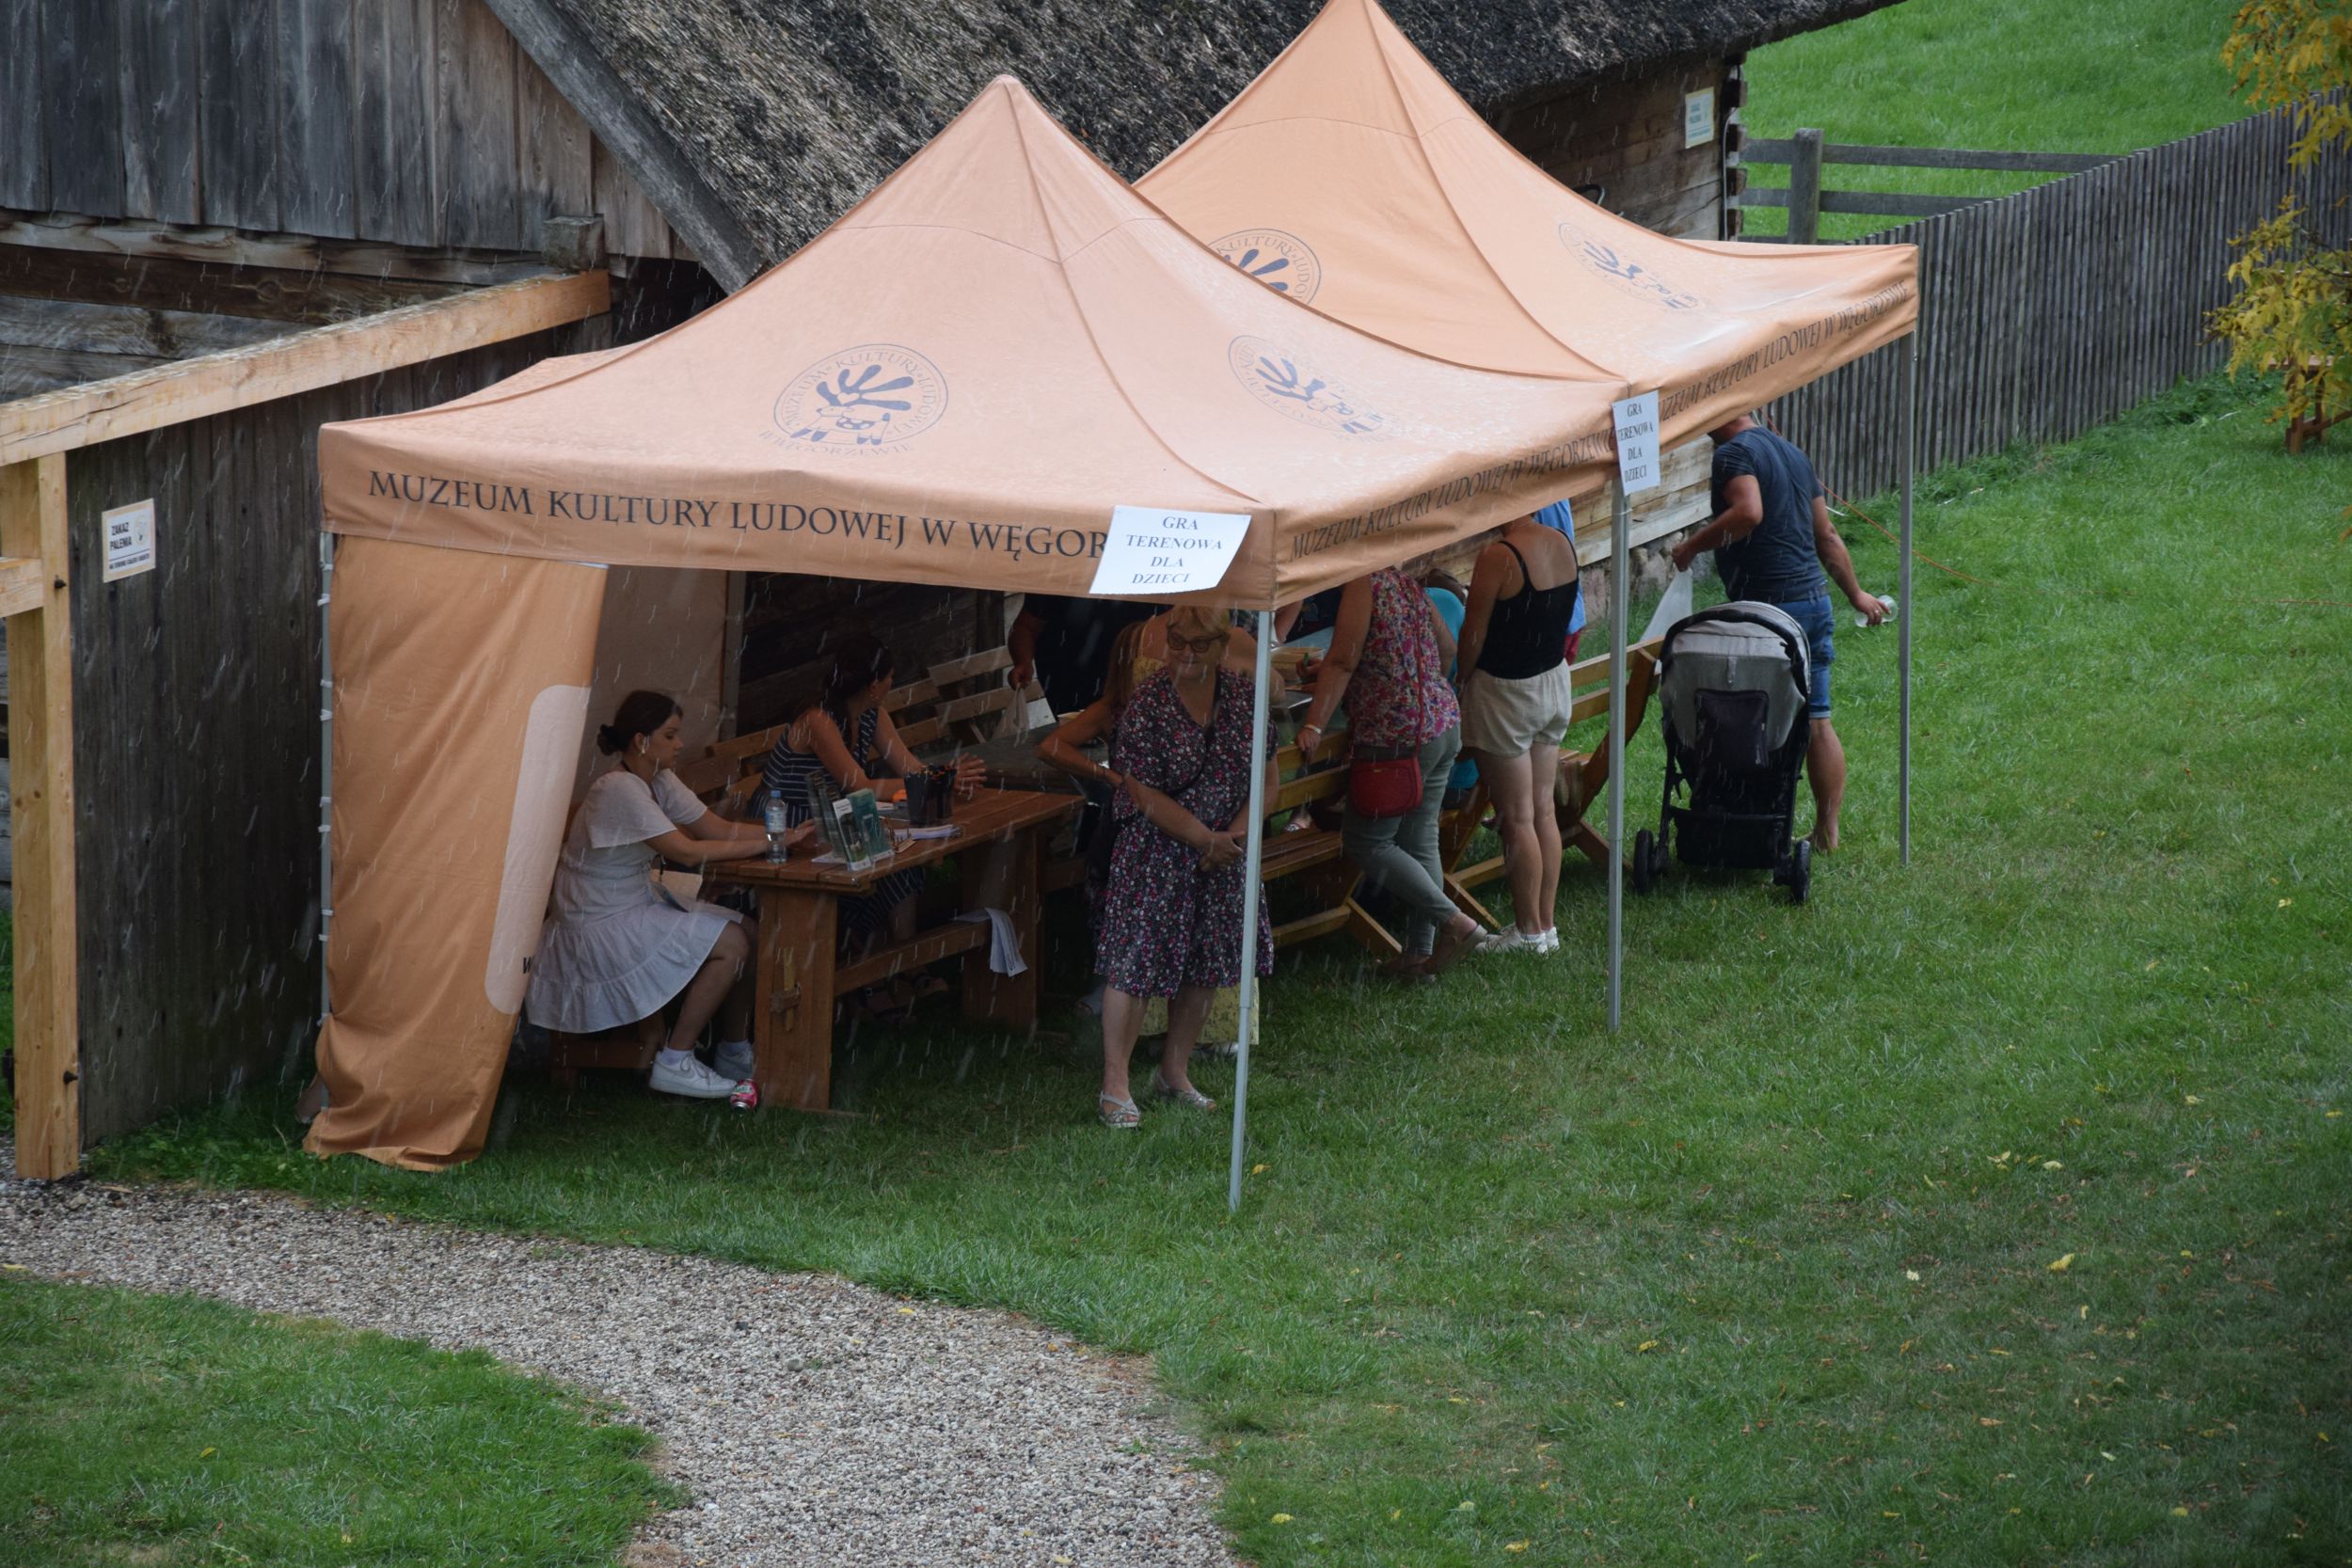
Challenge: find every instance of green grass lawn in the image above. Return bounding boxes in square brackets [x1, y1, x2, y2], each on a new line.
[82, 370, 2352, 1565]
[1740, 0, 2253, 238]
[0, 1273, 675, 1567]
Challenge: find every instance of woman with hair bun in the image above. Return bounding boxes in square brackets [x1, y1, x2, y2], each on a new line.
[527, 689, 799, 1100]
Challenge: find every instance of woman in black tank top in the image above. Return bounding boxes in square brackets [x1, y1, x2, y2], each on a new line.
[1456, 515, 1582, 951]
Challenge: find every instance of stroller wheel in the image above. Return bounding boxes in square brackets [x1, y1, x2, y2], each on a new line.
[1631, 829, 1657, 894]
[1788, 839, 1812, 905]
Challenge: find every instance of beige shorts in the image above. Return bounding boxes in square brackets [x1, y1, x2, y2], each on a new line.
[1461, 664, 1574, 758]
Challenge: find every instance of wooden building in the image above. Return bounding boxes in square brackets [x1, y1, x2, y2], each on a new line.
[1, 0, 1897, 1173]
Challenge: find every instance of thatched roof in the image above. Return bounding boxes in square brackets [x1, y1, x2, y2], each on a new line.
[485, 0, 1898, 290]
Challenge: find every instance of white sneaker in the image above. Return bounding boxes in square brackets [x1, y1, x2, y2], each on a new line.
[1487, 928, 1548, 954]
[649, 1054, 741, 1100]
[1536, 928, 1561, 954]
[710, 1039, 755, 1080]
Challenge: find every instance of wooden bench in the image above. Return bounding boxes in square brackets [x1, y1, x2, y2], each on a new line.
[674, 645, 1043, 811]
[1441, 637, 1664, 925]
[1260, 728, 1406, 957]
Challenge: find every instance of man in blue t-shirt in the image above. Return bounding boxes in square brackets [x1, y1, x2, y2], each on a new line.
[1670, 413, 1888, 851]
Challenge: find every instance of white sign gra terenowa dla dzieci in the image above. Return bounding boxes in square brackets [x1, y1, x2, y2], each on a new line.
[1089, 505, 1254, 596]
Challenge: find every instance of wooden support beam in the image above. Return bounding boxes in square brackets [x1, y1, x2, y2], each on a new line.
[0, 454, 77, 1179]
[0, 269, 610, 465]
[0, 553, 45, 617]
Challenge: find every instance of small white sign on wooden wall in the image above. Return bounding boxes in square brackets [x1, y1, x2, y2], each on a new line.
[102, 499, 157, 582]
[1683, 88, 1717, 150]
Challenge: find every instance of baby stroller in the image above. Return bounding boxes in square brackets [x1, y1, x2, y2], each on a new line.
[1630, 601, 1814, 904]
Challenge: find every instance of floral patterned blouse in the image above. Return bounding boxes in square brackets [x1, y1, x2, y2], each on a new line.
[1344, 567, 1459, 751]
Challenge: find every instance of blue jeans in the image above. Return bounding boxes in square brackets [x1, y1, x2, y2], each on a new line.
[1769, 593, 1836, 719]
[1341, 725, 1462, 958]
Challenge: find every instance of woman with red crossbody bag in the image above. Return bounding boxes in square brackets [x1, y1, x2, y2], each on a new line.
[1296, 568, 1499, 978]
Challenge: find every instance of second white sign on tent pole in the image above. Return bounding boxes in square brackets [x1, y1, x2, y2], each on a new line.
[1607, 392, 1663, 1032]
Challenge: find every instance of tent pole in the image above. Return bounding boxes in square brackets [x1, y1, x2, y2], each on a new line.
[1606, 485, 1629, 1033]
[317, 532, 336, 1025]
[1898, 334, 1915, 867]
[1227, 610, 1275, 1214]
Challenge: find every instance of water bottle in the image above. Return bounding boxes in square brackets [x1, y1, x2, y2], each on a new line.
[761, 796, 790, 862]
[1855, 594, 1899, 629]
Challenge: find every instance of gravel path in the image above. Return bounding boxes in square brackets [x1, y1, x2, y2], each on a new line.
[0, 1147, 1232, 1568]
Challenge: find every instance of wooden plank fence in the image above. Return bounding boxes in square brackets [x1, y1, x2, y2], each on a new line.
[1765, 103, 2352, 500]
[1741, 130, 2116, 240]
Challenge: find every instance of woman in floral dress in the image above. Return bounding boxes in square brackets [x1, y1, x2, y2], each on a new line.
[1093, 607, 1278, 1128]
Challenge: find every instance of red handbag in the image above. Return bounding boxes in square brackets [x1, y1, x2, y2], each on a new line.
[1343, 572, 1438, 819]
[1347, 745, 1423, 819]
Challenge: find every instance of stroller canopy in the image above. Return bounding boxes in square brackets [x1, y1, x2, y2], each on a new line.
[1659, 602, 1813, 756]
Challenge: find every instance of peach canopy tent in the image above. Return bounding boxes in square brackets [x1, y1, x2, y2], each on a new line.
[300, 75, 1631, 1175]
[1138, 0, 1919, 443]
[1141, 0, 1926, 1028]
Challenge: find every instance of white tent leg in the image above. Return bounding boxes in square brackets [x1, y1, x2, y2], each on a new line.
[1899, 334, 1915, 866]
[1606, 486, 1629, 1033]
[317, 533, 336, 1024]
[1227, 610, 1275, 1213]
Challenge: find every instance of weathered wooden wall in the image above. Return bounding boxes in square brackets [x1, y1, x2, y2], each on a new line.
[1768, 104, 2352, 499]
[0, 0, 682, 261]
[63, 318, 609, 1148]
[1492, 59, 1734, 243]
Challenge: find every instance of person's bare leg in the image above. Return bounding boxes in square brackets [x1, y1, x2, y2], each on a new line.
[1533, 752, 1565, 935]
[1477, 748, 1544, 936]
[715, 941, 755, 1041]
[1101, 987, 1149, 1104]
[1806, 717, 1847, 852]
[667, 923, 750, 1053]
[1158, 985, 1213, 1095]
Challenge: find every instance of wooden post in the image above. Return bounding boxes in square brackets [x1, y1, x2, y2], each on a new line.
[1788, 128, 1825, 245]
[0, 454, 78, 1179]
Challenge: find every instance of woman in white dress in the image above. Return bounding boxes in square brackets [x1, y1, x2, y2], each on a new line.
[528, 690, 802, 1100]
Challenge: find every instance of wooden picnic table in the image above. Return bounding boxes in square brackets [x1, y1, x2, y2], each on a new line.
[705, 787, 1079, 1114]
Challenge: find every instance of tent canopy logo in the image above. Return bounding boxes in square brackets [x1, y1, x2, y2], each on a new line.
[1559, 228, 1704, 313]
[1228, 336, 1388, 437]
[773, 345, 948, 452]
[1212, 229, 1324, 303]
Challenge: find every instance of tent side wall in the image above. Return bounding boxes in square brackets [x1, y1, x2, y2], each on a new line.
[64, 320, 609, 1149]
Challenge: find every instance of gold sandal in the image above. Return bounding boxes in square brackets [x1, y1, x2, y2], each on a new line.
[1149, 1069, 1216, 1111]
